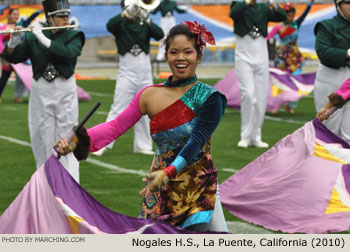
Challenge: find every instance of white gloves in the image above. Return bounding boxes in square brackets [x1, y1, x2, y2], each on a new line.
[8, 30, 22, 48]
[124, 3, 139, 19]
[31, 22, 51, 49]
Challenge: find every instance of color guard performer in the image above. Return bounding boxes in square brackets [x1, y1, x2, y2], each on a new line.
[4, 0, 85, 182]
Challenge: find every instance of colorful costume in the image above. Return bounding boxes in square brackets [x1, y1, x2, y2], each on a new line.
[87, 75, 227, 230]
[151, 0, 186, 61]
[313, 13, 350, 141]
[230, 1, 286, 143]
[268, 2, 313, 74]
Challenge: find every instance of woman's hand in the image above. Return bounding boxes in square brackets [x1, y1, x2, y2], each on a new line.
[55, 138, 77, 156]
[316, 101, 334, 121]
[139, 170, 169, 198]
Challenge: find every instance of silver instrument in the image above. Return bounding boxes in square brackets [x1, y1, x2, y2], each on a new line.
[0, 25, 78, 34]
[124, 0, 160, 25]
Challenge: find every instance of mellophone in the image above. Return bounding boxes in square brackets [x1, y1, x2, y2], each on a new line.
[0, 24, 77, 34]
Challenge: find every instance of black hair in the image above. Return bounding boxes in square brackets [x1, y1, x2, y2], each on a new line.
[164, 24, 203, 59]
[286, 7, 296, 13]
[9, 8, 19, 15]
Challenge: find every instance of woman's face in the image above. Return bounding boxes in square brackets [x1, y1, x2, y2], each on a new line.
[340, 2, 350, 20]
[285, 12, 295, 24]
[165, 34, 201, 82]
[8, 9, 19, 24]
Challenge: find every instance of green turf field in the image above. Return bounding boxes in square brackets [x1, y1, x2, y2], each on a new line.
[0, 78, 347, 234]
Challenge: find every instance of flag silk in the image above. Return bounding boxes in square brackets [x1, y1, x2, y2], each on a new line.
[214, 67, 315, 112]
[220, 119, 350, 234]
[0, 153, 198, 234]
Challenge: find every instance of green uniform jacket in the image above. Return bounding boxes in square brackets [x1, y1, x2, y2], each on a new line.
[151, 0, 186, 17]
[4, 29, 85, 80]
[314, 15, 350, 69]
[230, 1, 287, 38]
[106, 14, 164, 56]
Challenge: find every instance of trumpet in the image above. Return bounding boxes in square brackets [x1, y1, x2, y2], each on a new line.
[0, 25, 78, 34]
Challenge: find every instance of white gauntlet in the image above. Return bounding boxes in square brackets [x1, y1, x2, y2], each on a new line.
[8, 31, 21, 48]
[32, 23, 51, 48]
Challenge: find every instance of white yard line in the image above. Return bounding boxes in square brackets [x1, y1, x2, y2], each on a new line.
[87, 91, 113, 97]
[96, 111, 108, 116]
[264, 115, 307, 125]
[222, 168, 239, 174]
[226, 221, 273, 234]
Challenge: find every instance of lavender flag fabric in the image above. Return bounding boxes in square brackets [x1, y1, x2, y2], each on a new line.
[0, 153, 196, 234]
[220, 119, 350, 233]
[214, 67, 315, 111]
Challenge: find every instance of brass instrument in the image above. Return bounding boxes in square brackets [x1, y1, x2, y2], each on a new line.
[0, 25, 78, 34]
[124, 0, 160, 25]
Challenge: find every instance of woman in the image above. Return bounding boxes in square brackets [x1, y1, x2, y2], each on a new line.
[57, 21, 228, 232]
[316, 76, 350, 121]
[313, 0, 350, 141]
[4, 0, 84, 183]
[267, 1, 314, 113]
[0, 7, 41, 104]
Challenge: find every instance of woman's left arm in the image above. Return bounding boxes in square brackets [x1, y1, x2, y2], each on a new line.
[171, 93, 225, 173]
[296, 1, 313, 27]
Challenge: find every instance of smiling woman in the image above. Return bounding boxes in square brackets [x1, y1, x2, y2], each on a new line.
[56, 21, 228, 233]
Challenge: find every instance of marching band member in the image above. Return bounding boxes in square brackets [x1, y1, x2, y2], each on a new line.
[92, 1, 164, 156]
[230, 0, 287, 148]
[4, 0, 85, 182]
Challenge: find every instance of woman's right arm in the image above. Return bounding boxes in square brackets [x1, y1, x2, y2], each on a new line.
[316, 76, 350, 121]
[87, 86, 150, 152]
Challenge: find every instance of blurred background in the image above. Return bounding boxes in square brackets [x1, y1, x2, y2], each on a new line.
[0, 0, 336, 70]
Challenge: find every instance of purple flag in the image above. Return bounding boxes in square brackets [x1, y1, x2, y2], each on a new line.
[0, 153, 198, 234]
[220, 119, 350, 233]
[214, 67, 316, 111]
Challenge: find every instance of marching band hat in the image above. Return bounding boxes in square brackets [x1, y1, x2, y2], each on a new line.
[42, 0, 71, 17]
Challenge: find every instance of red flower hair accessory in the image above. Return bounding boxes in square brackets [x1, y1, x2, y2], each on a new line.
[184, 21, 216, 48]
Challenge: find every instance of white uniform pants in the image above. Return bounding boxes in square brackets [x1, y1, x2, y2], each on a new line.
[235, 35, 269, 141]
[29, 76, 79, 182]
[156, 15, 176, 61]
[106, 52, 153, 152]
[313, 63, 350, 141]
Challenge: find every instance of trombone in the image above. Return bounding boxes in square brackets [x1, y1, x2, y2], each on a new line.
[0, 25, 78, 34]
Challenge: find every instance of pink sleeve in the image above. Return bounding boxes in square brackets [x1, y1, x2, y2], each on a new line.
[87, 85, 152, 152]
[266, 24, 282, 40]
[336, 76, 350, 101]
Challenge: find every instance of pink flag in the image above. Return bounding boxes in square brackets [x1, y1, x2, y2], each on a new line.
[220, 119, 350, 233]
